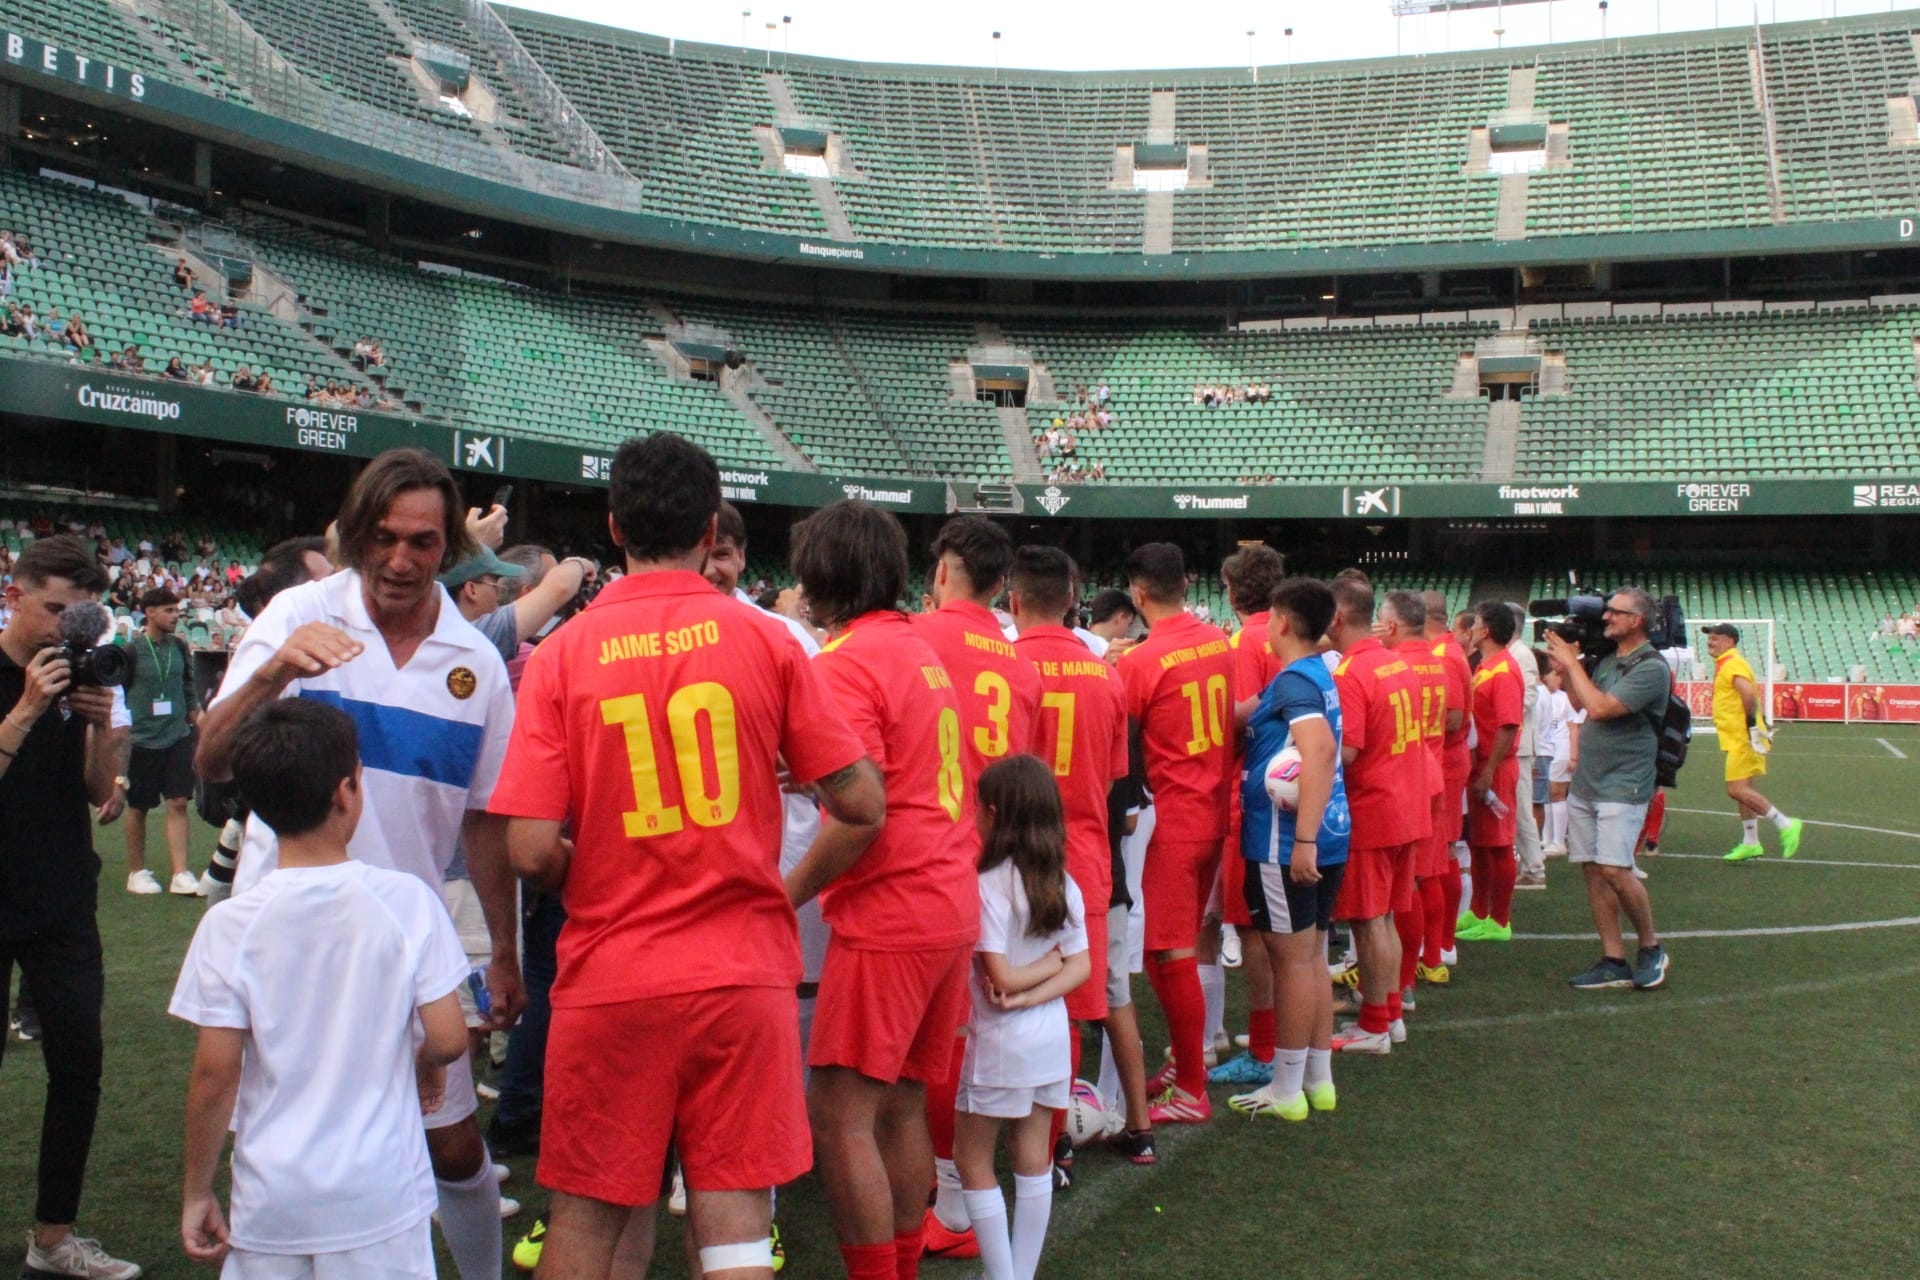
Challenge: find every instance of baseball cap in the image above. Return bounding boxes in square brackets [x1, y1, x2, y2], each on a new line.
[441, 546, 527, 590]
[1700, 623, 1740, 643]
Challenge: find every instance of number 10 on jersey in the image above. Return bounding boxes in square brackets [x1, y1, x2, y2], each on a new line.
[600, 683, 741, 836]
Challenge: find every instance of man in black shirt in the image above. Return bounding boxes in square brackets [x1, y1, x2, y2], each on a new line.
[0, 535, 139, 1279]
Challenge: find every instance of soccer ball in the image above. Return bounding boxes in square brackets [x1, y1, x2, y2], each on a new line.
[1065, 1079, 1106, 1148]
[1264, 746, 1304, 811]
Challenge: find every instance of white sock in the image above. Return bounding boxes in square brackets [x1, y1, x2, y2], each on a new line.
[933, 1157, 969, 1232]
[1742, 818, 1759, 844]
[436, 1149, 504, 1280]
[1304, 1047, 1333, 1089]
[1765, 806, 1791, 831]
[1199, 962, 1226, 1043]
[1274, 1046, 1308, 1099]
[1096, 1030, 1122, 1116]
[1010, 1172, 1053, 1280]
[1547, 800, 1568, 847]
[963, 1187, 1014, 1280]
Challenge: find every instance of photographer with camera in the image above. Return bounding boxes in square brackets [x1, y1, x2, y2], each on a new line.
[1542, 588, 1672, 993]
[0, 535, 142, 1279]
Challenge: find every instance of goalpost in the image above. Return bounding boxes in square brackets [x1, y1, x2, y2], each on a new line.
[1685, 618, 1777, 723]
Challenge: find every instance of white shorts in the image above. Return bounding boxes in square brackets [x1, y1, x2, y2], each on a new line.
[955, 1078, 1070, 1120]
[1122, 806, 1152, 974]
[1566, 795, 1649, 870]
[222, 1219, 433, 1280]
[423, 1046, 478, 1131]
[1105, 904, 1131, 1008]
[1549, 752, 1574, 785]
[441, 879, 491, 1029]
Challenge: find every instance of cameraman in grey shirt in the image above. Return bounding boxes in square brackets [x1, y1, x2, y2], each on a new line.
[1543, 587, 1672, 993]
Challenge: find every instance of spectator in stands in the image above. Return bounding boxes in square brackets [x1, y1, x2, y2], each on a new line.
[15, 304, 35, 341]
[303, 377, 322, 400]
[225, 560, 244, 587]
[61, 315, 89, 352]
[1, 303, 23, 338]
[163, 357, 189, 381]
[172, 257, 193, 289]
[104, 539, 128, 569]
[218, 301, 241, 330]
[230, 366, 257, 392]
[109, 573, 136, 612]
[188, 291, 214, 325]
[366, 338, 385, 367]
[0, 263, 12, 298]
[254, 373, 276, 396]
[192, 360, 215, 386]
[1899, 616, 1917, 641]
[42, 309, 67, 344]
[354, 386, 375, 410]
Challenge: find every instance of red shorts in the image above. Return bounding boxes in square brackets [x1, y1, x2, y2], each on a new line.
[1219, 826, 1252, 928]
[1142, 836, 1220, 952]
[809, 941, 972, 1085]
[1065, 906, 1110, 1022]
[1333, 842, 1418, 921]
[1418, 789, 1453, 879]
[1467, 757, 1520, 848]
[539, 986, 807, 1205]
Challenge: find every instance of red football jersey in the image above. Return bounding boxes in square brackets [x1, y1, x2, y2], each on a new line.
[1468, 651, 1525, 845]
[1397, 638, 1447, 800]
[1117, 611, 1234, 843]
[912, 600, 1043, 784]
[813, 611, 978, 950]
[489, 571, 864, 1007]
[1016, 625, 1128, 907]
[1434, 636, 1474, 785]
[1333, 636, 1433, 848]
[1232, 612, 1285, 704]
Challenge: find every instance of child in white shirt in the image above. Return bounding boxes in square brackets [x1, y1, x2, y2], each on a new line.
[955, 755, 1092, 1280]
[172, 699, 468, 1279]
[1541, 665, 1582, 854]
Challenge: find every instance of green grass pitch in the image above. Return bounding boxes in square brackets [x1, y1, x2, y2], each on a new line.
[5, 722, 1919, 1278]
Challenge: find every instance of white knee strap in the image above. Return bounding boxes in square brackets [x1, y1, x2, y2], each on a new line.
[698, 1239, 774, 1274]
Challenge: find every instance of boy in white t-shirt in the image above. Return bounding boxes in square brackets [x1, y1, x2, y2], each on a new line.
[173, 699, 469, 1279]
[1540, 665, 1581, 856]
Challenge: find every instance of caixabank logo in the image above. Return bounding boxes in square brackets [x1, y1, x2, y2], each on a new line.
[1854, 483, 1920, 508]
[1340, 486, 1401, 517]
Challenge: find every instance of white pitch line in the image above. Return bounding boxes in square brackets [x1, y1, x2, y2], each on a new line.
[1879, 737, 1910, 759]
[1667, 806, 1920, 842]
[1513, 915, 1920, 941]
[1419, 959, 1920, 1032]
[1656, 851, 1920, 872]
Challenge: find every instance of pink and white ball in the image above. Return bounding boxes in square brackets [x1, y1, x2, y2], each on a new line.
[1263, 746, 1304, 811]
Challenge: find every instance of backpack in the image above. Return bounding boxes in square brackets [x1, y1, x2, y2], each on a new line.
[1615, 647, 1691, 789]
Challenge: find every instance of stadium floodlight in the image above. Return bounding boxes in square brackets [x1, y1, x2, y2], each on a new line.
[1391, 0, 1548, 13]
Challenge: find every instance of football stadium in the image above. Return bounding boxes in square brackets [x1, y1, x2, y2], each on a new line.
[3, 0, 1920, 1275]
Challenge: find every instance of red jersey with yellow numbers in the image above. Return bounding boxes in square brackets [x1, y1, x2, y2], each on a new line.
[1470, 652, 1525, 768]
[1015, 625, 1128, 907]
[1117, 611, 1234, 843]
[912, 600, 1043, 784]
[489, 571, 864, 1007]
[814, 610, 978, 950]
[1397, 638, 1447, 800]
[1333, 636, 1433, 848]
[1434, 636, 1474, 786]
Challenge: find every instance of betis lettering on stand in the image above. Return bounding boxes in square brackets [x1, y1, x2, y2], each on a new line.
[4, 32, 146, 98]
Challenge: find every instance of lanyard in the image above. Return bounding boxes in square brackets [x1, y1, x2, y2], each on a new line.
[143, 632, 172, 686]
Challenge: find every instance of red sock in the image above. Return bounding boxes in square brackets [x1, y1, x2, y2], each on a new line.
[923, 1033, 965, 1162]
[841, 1242, 894, 1280]
[1488, 849, 1518, 927]
[1469, 847, 1491, 918]
[1386, 989, 1402, 1022]
[1441, 863, 1463, 947]
[1420, 876, 1447, 966]
[1147, 954, 1206, 1095]
[1642, 790, 1667, 847]
[894, 1225, 926, 1280]
[1395, 904, 1422, 994]
[1247, 1006, 1276, 1064]
[1359, 1000, 1392, 1035]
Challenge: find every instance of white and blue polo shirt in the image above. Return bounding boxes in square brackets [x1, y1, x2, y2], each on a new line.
[215, 569, 514, 895]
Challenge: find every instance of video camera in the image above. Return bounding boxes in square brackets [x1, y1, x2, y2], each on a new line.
[1529, 591, 1685, 665]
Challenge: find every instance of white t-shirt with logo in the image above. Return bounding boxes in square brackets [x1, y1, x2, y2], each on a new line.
[215, 571, 514, 895]
[962, 862, 1088, 1089]
[169, 861, 467, 1253]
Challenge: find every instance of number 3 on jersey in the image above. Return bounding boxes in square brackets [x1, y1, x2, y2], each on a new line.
[601, 683, 741, 837]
